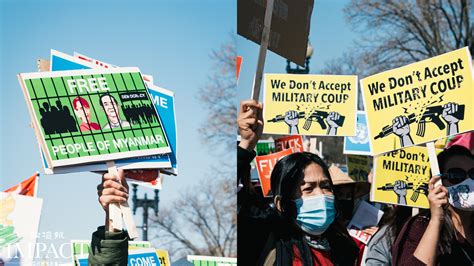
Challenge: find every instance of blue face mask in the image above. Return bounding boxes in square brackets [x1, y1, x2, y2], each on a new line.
[294, 194, 336, 235]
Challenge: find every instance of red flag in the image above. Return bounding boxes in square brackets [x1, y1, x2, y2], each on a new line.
[446, 132, 474, 151]
[126, 169, 159, 182]
[4, 172, 39, 197]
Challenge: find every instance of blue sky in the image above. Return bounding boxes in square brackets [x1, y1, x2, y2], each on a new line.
[0, 0, 235, 263]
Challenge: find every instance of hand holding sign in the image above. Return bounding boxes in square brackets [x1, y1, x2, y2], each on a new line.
[238, 100, 264, 151]
[98, 169, 129, 211]
[427, 175, 449, 222]
[98, 168, 129, 232]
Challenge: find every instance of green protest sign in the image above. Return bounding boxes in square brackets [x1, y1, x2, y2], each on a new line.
[18, 67, 171, 168]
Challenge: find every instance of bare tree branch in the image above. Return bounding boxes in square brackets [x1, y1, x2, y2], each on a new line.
[150, 178, 236, 260]
[341, 0, 472, 75]
[197, 35, 237, 154]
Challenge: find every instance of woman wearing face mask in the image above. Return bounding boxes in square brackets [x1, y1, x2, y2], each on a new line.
[391, 145, 474, 265]
[237, 100, 359, 265]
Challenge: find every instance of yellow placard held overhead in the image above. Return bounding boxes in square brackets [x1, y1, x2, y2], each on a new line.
[263, 74, 358, 136]
[360, 47, 474, 155]
[347, 155, 371, 182]
[371, 146, 436, 208]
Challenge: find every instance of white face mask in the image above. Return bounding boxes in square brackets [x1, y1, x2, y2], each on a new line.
[448, 178, 474, 211]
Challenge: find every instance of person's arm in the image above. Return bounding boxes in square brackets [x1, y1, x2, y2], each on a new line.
[237, 99, 263, 189]
[412, 175, 448, 265]
[365, 226, 391, 265]
[89, 169, 129, 265]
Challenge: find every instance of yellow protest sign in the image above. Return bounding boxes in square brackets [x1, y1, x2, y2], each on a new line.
[263, 74, 358, 136]
[361, 47, 474, 155]
[371, 146, 434, 208]
[347, 155, 370, 182]
[156, 249, 171, 266]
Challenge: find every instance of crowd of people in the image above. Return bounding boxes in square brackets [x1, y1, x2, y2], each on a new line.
[84, 99, 472, 265]
[237, 99, 473, 265]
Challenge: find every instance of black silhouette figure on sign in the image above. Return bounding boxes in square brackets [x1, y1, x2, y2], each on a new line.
[38, 100, 78, 135]
[122, 103, 158, 126]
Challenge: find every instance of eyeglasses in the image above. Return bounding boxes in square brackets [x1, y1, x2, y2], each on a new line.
[442, 168, 474, 186]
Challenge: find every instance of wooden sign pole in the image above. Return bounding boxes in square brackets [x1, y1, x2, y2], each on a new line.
[426, 142, 441, 185]
[411, 141, 441, 217]
[106, 161, 139, 239]
[251, 0, 274, 101]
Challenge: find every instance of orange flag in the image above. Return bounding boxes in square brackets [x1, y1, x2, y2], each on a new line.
[4, 172, 39, 197]
[236, 56, 243, 81]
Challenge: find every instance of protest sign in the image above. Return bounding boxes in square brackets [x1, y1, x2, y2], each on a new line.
[347, 201, 384, 244]
[187, 255, 237, 266]
[371, 146, 437, 208]
[71, 239, 152, 266]
[46, 50, 178, 174]
[255, 139, 276, 156]
[274, 135, 304, 153]
[128, 172, 163, 190]
[73, 52, 118, 69]
[361, 47, 474, 155]
[73, 51, 154, 84]
[75, 248, 160, 266]
[128, 248, 161, 266]
[347, 155, 370, 182]
[255, 148, 293, 197]
[0, 192, 43, 265]
[343, 111, 371, 155]
[263, 74, 358, 136]
[237, 0, 314, 66]
[37, 59, 50, 72]
[50, 49, 96, 71]
[147, 84, 178, 173]
[41, 150, 170, 174]
[18, 67, 171, 168]
[155, 249, 171, 266]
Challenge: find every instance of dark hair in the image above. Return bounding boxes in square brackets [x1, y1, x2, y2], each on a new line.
[437, 145, 474, 173]
[378, 205, 412, 240]
[433, 145, 474, 255]
[99, 93, 118, 108]
[269, 152, 358, 265]
[271, 152, 333, 208]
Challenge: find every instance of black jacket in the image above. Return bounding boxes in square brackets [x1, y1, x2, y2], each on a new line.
[237, 146, 359, 266]
[238, 146, 278, 265]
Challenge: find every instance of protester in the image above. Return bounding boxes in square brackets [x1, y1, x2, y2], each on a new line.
[330, 165, 371, 225]
[391, 145, 474, 265]
[88, 169, 130, 265]
[238, 99, 359, 265]
[330, 165, 373, 265]
[364, 205, 412, 265]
